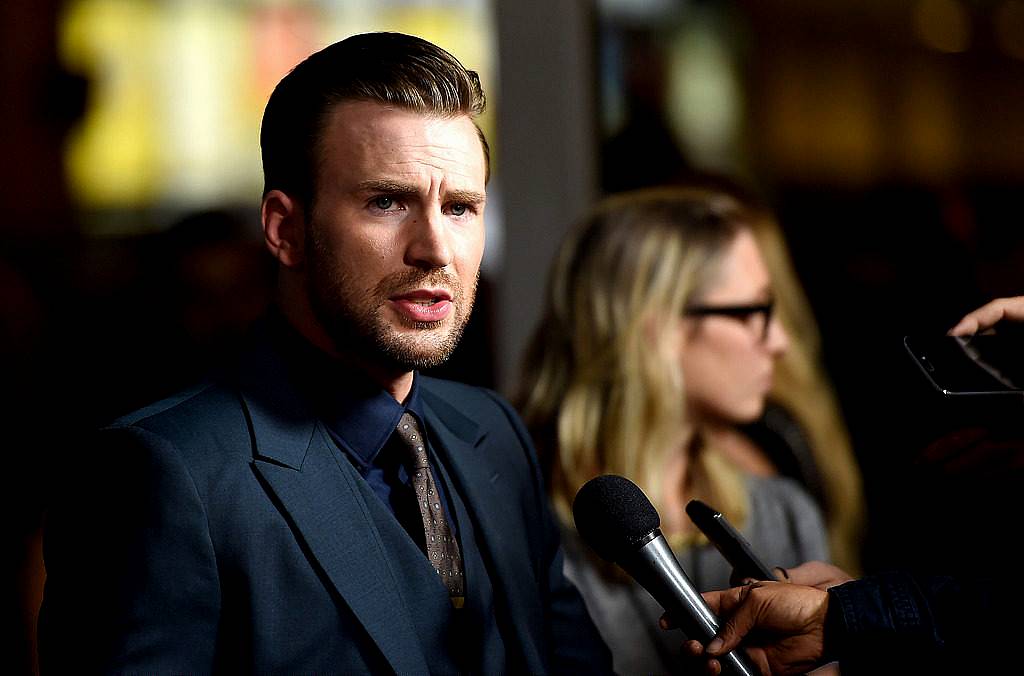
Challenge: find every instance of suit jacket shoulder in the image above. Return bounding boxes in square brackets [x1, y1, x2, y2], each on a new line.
[39, 339, 611, 674]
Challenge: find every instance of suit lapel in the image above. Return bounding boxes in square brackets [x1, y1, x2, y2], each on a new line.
[237, 334, 430, 676]
[421, 386, 546, 671]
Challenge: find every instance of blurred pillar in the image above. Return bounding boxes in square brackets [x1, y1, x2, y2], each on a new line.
[494, 0, 598, 395]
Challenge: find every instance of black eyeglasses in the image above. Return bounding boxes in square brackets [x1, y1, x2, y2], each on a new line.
[683, 301, 775, 342]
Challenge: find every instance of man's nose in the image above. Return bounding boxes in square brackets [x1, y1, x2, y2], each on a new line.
[404, 210, 453, 269]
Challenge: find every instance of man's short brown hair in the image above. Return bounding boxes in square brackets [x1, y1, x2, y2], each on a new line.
[260, 32, 489, 207]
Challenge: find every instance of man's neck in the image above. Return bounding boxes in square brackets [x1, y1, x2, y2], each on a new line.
[277, 298, 415, 404]
[375, 370, 415, 404]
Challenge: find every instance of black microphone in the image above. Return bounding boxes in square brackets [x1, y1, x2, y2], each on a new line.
[573, 474, 759, 676]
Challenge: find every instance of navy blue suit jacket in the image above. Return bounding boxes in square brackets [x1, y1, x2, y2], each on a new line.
[38, 332, 611, 674]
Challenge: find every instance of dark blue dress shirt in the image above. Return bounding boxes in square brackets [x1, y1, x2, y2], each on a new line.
[270, 316, 459, 551]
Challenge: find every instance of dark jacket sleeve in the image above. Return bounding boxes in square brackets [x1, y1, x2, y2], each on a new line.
[825, 571, 1015, 674]
[38, 425, 220, 673]
[483, 390, 614, 675]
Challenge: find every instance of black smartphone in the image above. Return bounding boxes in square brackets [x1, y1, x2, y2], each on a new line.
[903, 334, 1024, 399]
[685, 499, 776, 582]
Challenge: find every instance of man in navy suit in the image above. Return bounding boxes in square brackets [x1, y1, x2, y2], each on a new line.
[39, 32, 611, 674]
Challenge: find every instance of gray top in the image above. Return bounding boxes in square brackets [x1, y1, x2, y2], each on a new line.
[562, 475, 829, 676]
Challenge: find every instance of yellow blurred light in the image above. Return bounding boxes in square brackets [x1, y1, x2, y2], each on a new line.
[59, 0, 495, 216]
[912, 0, 971, 53]
[61, 0, 163, 206]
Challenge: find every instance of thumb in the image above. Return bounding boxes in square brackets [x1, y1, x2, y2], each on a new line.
[706, 585, 761, 656]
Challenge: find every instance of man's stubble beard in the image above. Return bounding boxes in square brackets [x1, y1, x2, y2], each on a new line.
[305, 226, 478, 372]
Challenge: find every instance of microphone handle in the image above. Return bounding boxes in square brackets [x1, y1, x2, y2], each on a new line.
[619, 532, 760, 676]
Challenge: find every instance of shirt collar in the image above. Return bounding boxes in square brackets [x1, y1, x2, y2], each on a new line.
[269, 311, 426, 469]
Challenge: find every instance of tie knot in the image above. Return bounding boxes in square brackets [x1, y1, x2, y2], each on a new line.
[395, 412, 429, 469]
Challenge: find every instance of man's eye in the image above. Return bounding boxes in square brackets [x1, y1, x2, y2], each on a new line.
[373, 196, 395, 210]
[450, 203, 467, 216]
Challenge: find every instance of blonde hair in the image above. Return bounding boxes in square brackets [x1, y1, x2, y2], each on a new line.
[517, 187, 751, 541]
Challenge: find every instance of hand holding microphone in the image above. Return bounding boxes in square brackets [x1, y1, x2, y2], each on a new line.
[685, 580, 830, 676]
[572, 475, 760, 676]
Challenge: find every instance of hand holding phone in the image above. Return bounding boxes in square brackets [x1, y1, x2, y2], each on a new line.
[685, 499, 777, 583]
[903, 334, 1024, 399]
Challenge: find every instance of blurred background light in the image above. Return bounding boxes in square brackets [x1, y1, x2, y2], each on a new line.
[58, 0, 495, 235]
[598, 0, 681, 23]
[912, 0, 971, 53]
[666, 15, 744, 175]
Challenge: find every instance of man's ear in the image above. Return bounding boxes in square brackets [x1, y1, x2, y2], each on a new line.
[262, 189, 306, 268]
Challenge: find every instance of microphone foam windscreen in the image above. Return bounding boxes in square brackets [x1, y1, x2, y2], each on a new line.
[572, 474, 661, 562]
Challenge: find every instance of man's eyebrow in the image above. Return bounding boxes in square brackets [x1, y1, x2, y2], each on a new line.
[354, 180, 419, 197]
[445, 189, 486, 205]
[353, 181, 485, 205]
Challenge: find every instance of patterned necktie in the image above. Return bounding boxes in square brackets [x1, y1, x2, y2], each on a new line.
[394, 412, 465, 607]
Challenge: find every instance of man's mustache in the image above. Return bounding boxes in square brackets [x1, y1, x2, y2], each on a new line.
[373, 269, 463, 300]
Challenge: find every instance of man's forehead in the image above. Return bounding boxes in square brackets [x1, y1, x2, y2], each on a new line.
[329, 101, 485, 153]
[325, 101, 478, 144]
[320, 102, 487, 184]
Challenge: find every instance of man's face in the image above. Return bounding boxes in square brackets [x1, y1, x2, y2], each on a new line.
[303, 100, 487, 372]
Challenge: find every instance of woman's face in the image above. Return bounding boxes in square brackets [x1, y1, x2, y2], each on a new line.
[678, 229, 789, 425]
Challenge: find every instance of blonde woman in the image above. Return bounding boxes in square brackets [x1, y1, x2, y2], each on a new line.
[517, 187, 830, 674]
